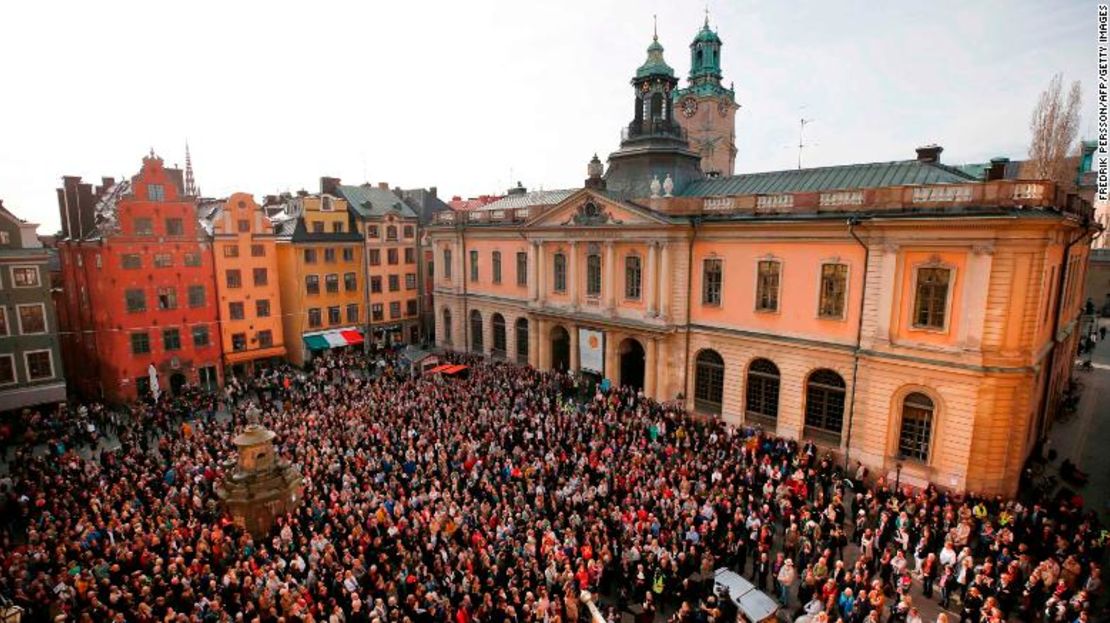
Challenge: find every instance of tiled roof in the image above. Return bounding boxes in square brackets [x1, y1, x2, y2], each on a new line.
[335, 184, 416, 219]
[476, 189, 577, 211]
[680, 160, 976, 197]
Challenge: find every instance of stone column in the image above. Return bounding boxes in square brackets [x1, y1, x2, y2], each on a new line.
[873, 243, 899, 344]
[645, 336, 658, 398]
[658, 243, 671, 321]
[645, 242, 658, 317]
[569, 324, 580, 372]
[569, 241, 579, 310]
[534, 318, 546, 370]
[604, 241, 616, 312]
[529, 242, 539, 302]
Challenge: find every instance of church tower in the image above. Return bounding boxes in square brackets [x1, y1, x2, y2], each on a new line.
[673, 15, 738, 177]
[604, 24, 703, 198]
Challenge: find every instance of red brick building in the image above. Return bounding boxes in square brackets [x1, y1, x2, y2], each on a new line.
[56, 152, 222, 402]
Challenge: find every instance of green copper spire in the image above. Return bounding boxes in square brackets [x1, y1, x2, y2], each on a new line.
[635, 17, 675, 79]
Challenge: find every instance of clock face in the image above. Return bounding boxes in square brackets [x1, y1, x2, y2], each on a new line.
[682, 98, 697, 118]
[718, 100, 730, 117]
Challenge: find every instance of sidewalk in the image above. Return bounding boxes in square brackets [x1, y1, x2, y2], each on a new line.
[1045, 317, 1110, 522]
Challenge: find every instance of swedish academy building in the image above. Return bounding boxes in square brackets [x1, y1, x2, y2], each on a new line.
[428, 19, 1095, 496]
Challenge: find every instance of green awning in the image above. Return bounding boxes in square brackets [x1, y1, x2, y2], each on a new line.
[304, 335, 329, 350]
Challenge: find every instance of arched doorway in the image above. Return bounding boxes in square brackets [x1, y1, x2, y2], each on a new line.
[469, 310, 483, 354]
[550, 325, 570, 372]
[491, 313, 506, 359]
[618, 337, 645, 391]
[170, 372, 187, 396]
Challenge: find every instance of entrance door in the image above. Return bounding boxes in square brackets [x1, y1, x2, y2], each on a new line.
[170, 372, 187, 396]
[550, 325, 570, 372]
[619, 338, 645, 391]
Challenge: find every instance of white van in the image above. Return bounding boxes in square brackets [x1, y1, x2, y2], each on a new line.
[713, 568, 780, 623]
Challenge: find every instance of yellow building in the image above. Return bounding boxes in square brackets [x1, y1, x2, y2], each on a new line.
[206, 192, 286, 376]
[427, 26, 1098, 496]
[273, 192, 365, 365]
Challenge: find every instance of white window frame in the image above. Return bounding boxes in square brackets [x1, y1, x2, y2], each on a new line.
[815, 260, 851, 321]
[0, 306, 8, 337]
[23, 348, 54, 381]
[753, 257, 783, 314]
[10, 265, 41, 288]
[0, 353, 15, 385]
[16, 302, 48, 335]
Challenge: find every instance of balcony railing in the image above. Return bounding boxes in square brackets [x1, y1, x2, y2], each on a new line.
[622, 119, 688, 142]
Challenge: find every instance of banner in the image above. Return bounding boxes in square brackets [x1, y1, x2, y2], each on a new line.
[578, 328, 604, 374]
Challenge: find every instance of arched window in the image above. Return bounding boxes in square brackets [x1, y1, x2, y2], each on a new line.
[553, 253, 567, 292]
[586, 253, 602, 296]
[804, 369, 847, 444]
[650, 93, 664, 121]
[491, 313, 506, 358]
[625, 255, 642, 300]
[469, 310, 483, 353]
[386, 225, 398, 241]
[745, 358, 780, 426]
[694, 349, 724, 415]
[899, 393, 935, 462]
[515, 317, 529, 364]
[442, 308, 452, 345]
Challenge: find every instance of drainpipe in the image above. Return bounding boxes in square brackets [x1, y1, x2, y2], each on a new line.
[1036, 221, 1097, 439]
[682, 217, 700, 408]
[460, 223, 469, 354]
[843, 215, 871, 470]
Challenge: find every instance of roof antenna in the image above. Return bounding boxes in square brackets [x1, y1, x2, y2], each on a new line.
[796, 117, 816, 169]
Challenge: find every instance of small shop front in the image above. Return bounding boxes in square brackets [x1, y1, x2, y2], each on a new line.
[303, 327, 365, 360]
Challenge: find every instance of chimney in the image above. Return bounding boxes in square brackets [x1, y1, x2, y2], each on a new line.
[320, 176, 341, 196]
[915, 144, 943, 163]
[378, 182, 389, 190]
[506, 181, 527, 196]
[987, 157, 1010, 181]
[429, 186, 437, 198]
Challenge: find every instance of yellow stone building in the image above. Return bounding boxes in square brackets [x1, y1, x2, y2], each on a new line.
[273, 192, 366, 365]
[427, 26, 1097, 495]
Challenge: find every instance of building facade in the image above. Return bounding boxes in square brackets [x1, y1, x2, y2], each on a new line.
[56, 153, 222, 402]
[328, 180, 423, 346]
[206, 193, 287, 376]
[273, 192, 366, 366]
[428, 25, 1096, 496]
[0, 201, 66, 411]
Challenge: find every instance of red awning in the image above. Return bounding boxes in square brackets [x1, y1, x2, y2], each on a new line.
[443, 364, 469, 375]
[426, 364, 453, 374]
[340, 330, 364, 345]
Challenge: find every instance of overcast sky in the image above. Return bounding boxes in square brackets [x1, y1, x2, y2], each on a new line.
[0, 0, 1097, 233]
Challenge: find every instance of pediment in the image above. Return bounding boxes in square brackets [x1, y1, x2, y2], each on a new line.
[524, 189, 666, 228]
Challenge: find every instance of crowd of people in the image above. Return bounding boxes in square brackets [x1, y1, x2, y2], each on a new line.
[0, 349, 1104, 623]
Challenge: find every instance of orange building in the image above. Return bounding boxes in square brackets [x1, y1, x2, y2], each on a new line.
[326, 179, 422, 346]
[427, 24, 1097, 496]
[273, 192, 366, 365]
[205, 193, 286, 376]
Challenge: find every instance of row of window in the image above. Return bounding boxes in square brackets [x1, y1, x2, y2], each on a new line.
[305, 273, 359, 295]
[130, 326, 213, 354]
[225, 268, 270, 289]
[368, 247, 416, 266]
[0, 350, 54, 384]
[692, 350, 936, 462]
[303, 247, 357, 264]
[227, 299, 272, 320]
[125, 286, 208, 312]
[0, 304, 47, 336]
[366, 224, 415, 240]
[370, 273, 417, 293]
[441, 308, 530, 364]
[120, 252, 204, 269]
[306, 299, 418, 327]
[222, 243, 267, 258]
[128, 213, 187, 237]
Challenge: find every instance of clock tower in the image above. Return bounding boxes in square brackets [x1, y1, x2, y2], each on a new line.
[673, 16, 738, 177]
